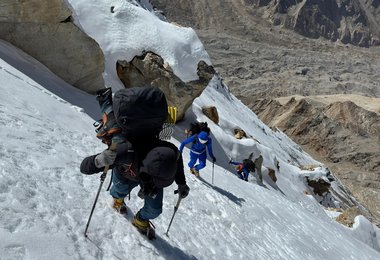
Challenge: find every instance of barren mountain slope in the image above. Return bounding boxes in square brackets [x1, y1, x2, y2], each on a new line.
[249, 96, 380, 222]
[153, 0, 380, 47]
[152, 0, 380, 98]
[151, 0, 380, 224]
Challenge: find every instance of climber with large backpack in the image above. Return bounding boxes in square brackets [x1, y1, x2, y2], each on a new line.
[228, 158, 255, 182]
[80, 86, 190, 239]
[179, 125, 216, 177]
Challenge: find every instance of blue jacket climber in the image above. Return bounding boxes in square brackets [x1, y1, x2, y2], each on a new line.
[179, 131, 216, 176]
[229, 160, 251, 181]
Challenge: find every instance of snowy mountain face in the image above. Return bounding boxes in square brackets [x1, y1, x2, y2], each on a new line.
[1, 0, 380, 259]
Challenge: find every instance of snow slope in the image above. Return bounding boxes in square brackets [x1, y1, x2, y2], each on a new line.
[1, 0, 380, 259]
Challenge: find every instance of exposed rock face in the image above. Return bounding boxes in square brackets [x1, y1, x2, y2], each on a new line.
[0, 0, 104, 93]
[152, 0, 380, 47]
[266, 0, 380, 47]
[255, 98, 380, 173]
[251, 96, 380, 223]
[202, 106, 219, 124]
[336, 206, 362, 227]
[307, 178, 331, 196]
[234, 129, 248, 139]
[116, 52, 215, 120]
[268, 168, 277, 182]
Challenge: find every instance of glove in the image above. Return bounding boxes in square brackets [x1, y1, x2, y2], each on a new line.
[138, 186, 158, 199]
[212, 156, 216, 163]
[94, 149, 117, 168]
[177, 184, 190, 199]
[138, 178, 158, 199]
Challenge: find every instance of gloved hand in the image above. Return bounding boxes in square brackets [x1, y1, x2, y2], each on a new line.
[138, 186, 158, 199]
[212, 156, 216, 163]
[177, 184, 190, 199]
[94, 149, 117, 168]
[138, 179, 158, 199]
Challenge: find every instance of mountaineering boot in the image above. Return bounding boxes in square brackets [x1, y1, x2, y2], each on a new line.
[190, 168, 200, 177]
[132, 212, 156, 240]
[112, 198, 127, 214]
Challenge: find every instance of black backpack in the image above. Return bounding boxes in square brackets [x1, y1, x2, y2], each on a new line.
[243, 159, 255, 172]
[113, 87, 168, 140]
[114, 141, 140, 183]
[93, 87, 176, 189]
[187, 121, 211, 137]
[114, 140, 179, 189]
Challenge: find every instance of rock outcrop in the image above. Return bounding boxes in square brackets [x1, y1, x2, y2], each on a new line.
[307, 178, 331, 197]
[268, 168, 277, 182]
[202, 106, 219, 124]
[336, 206, 362, 227]
[0, 0, 104, 93]
[234, 129, 248, 139]
[116, 52, 215, 120]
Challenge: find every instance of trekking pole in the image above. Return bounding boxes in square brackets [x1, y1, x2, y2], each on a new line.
[84, 143, 117, 237]
[212, 162, 215, 185]
[165, 191, 182, 236]
[106, 172, 113, 191]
